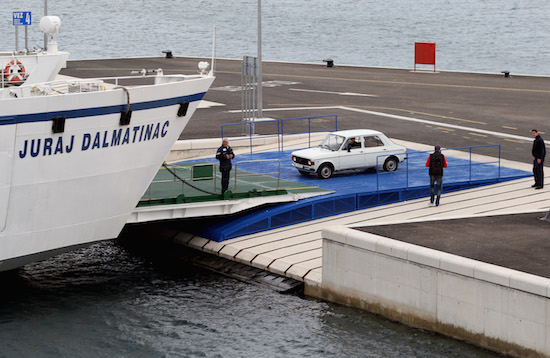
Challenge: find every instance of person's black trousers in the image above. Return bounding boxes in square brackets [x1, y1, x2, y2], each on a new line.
[533, 159, 544, 188]
[221, 168, 231, 193]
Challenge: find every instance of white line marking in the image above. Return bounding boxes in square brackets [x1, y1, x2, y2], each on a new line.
[254, 105, 533, 143]
[290, 88, 378, 97]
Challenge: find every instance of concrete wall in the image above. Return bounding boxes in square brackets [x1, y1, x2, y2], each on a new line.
[313, 226, 550, 358]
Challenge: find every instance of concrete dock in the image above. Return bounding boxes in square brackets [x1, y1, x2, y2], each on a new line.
[62, 57, 550, 357]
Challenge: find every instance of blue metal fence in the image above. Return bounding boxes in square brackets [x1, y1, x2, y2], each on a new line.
[220, 115, 337, 154]
[375, 144, 502, 191]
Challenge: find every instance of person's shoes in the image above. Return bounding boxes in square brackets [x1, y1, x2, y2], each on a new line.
[435, 199, 440, 206]
[430, 199, 434, 204]
[535, 186, 544, 190]
[532, 184, 538, 187]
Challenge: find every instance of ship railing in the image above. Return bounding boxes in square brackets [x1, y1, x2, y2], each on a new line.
[143, 159, 283, 203]
[144, 163, 219, 201]
[233, 159, 281, 192]
[7, 73, 205, 97]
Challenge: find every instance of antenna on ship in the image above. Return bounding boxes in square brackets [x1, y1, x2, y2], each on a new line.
[210, 26, 216, 76]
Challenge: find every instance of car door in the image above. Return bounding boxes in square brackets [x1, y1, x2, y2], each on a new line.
[338, 136, 364, 170]
[362, 135, 386, 168]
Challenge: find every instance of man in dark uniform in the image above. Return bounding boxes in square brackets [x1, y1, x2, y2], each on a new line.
[531, 129, 546, 189]
[425, 145, 448, 206]
[216, 138, 234, 194]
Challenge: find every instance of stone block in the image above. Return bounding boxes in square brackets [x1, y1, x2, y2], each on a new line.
[322, 226, 348, 244]
[406, 244, 440, 269]
[439, 252, 476, 277]
[473, 262, 511, 287]
[509, 272, 550, 297]
[173, 232, 195, 246]
[375, 237, 408, 259]
[187, 237, 210, 250]
[346, 229, 378, 251]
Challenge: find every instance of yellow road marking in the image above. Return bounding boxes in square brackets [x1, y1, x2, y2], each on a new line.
[469, 132, 488, 137]
[437, 127, 455, 131]
[502, 126, 518, 130]
[504, 138, 524, 143]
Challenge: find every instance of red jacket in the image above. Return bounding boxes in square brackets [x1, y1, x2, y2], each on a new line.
[425, 155, 448, 168]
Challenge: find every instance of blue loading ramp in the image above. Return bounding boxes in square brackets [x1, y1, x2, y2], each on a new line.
[182, 148, 531, 242]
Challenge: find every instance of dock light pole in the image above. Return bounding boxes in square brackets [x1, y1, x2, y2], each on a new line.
[257, 0, 263, 118]
[43, 0, 48, 50]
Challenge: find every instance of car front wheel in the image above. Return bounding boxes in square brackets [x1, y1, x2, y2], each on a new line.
[383, 157, 398, 172]
[317, 164, 334, 179]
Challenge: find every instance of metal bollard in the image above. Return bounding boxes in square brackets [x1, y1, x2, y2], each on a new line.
[323, 58, 334, 68]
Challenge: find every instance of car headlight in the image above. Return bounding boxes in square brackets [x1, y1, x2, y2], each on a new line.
[308, 160, 314, 165]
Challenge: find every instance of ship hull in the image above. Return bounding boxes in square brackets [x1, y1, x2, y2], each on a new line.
[0, 75, 214, 271]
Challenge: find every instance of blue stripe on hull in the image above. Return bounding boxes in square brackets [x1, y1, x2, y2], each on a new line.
[0, 92, 206, 126]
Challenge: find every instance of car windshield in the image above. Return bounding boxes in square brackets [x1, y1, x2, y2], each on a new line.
[319, 134, 345, 151]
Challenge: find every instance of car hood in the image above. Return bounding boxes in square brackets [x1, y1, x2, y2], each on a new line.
[291, 147, 335, 160]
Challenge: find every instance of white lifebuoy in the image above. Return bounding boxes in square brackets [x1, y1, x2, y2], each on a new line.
[4, 60, 27, 82]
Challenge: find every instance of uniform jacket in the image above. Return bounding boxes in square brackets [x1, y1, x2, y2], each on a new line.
[532, 135, 546, 160]
[216, 145, 234, 170]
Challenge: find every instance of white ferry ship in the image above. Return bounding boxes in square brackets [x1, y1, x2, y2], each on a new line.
[0, 16, 214, 271]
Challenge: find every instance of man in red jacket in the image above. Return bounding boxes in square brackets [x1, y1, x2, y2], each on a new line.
[425, 145, 448, 206]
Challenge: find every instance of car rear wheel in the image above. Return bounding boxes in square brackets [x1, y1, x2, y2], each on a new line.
[317, 164, 334, 179]
[383, 157, 398, 172]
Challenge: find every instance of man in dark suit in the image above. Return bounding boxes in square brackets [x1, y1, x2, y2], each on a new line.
[216, 138, 235, 194]
[531, 129, 546, 189]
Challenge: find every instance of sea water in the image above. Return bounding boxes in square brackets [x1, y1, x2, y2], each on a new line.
[0, 239, 504, 357]
[1, 0, 549, 75]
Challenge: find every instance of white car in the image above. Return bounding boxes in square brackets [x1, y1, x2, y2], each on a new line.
[291, 129, 407, 179]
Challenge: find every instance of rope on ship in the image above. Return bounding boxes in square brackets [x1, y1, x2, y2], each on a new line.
[162, 162, 217, 195]
[114, 86, 132, 125]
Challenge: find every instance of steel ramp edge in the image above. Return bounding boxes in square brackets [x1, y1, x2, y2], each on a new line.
[185, 173, 531, 242]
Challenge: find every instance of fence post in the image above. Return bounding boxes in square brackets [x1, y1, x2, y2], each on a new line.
[406, 156, 409, 189]
[277, 119, 281, 152]
[234, 162, 238, 193]
[281, 119, 284, 151]
[249, 123, 253, 155]
[469, 147, 472, 183]
[498, 145, 501, 179]
[214, 164, 217, 193]
[277, 160, 281, 189]
[376, 156, 380, 191]
[308, 116, 311, 148]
